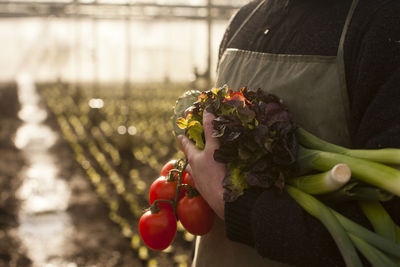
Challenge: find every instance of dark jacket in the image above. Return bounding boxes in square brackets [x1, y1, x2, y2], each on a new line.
[220, 0, 400, 266]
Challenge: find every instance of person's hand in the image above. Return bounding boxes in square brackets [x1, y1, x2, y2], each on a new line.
[177, 110, 226, 220]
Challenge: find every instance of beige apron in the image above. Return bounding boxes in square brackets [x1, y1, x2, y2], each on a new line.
[192, 0, 359, 266]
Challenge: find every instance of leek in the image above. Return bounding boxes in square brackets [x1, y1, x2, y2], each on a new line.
[288, 163, 351, 194]
[348, 233, 398, 267]
[297, 146, 400, 197]
[296, 127, 400, 165]
[286, 186, 363, 267]
[331, 209, 400, 258]
[319, 182, 394, 203]
[359, 201, 400, 265]
[287, 186, 400, 262]
[359, 201, 397, 241]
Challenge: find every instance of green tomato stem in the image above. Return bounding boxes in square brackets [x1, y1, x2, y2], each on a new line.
[167, 168, 180, 181]
[173, 158, 189, 217]
[150, 199, 175, 213]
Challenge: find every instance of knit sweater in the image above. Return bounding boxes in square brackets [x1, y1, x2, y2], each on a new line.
[220, 0, 400, 266]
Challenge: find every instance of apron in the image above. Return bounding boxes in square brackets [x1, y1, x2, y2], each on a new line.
[192, 0, 359, 266]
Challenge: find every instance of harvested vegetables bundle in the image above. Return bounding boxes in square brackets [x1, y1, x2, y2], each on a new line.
[174, 86, 298, 201]
[172, 86, 400, 267]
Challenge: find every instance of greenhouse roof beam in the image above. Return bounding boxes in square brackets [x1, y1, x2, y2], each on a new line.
[0, 1, 240, 20]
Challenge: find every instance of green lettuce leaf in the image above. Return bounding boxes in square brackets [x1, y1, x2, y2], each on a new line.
[172, 90, 201, 136]
[187, 120, 205, 149]
[222, 165, 249, 202]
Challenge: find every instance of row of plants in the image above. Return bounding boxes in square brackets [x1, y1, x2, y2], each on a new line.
[39, 82, 196, 267]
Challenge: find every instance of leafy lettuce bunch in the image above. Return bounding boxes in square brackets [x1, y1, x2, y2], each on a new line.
[173, 86, 298, 201]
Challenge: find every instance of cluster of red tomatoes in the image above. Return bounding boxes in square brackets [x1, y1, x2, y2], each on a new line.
[138, 159, 215, 251]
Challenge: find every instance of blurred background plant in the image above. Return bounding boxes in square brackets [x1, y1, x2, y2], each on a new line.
[0, 1, 249, 266]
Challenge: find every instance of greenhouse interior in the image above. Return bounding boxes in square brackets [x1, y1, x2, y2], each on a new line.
[0, 1, 247, 266]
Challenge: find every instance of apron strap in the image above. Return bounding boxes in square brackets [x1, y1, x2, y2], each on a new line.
[226, 0, 266, 48]
[336, 0, 359, 141]
[337, 0, 359, 59]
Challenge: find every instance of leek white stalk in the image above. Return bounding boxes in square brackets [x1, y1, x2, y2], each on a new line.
[296, 127, 400, 165]
[286, 186, 363, 267]
[297, 147, 400, 197]
[288, 163, 351, 194]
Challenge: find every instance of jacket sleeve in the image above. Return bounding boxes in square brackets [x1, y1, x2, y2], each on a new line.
[346, 0, 400, 227]
[225, 187, 377, 267]
[223, 1, 400, 266]
[346, 0, 400, 150]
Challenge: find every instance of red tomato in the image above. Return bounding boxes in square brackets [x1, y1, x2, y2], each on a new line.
[139, 208, 177, 250]
[160, 159, 187, 182]
[160, 160, 178, 178]
[177, 195, 214, 236]
[182, 172, 195, 188]
[181, 172, 195, 196]
[149, 176, 178, 211]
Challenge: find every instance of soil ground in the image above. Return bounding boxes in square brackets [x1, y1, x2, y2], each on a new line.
[0, 82, 148, 266]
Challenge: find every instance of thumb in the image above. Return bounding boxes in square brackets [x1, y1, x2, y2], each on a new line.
[203, 110, 220, 154]
[177, 134, 199, 158]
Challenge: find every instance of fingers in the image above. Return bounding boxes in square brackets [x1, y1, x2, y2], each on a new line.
[177, 110, 219, 159]
[176, 135, 184, 151]
[185, 164, 192, 176]
[177, 135, 198, 160]
[203, 110, 220, 154]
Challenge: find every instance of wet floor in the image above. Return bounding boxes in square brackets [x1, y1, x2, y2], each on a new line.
[14, 74, 75, 266]
[0, 80, 142, 266]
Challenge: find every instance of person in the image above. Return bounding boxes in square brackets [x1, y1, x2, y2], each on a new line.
[177, 0, 400, 266]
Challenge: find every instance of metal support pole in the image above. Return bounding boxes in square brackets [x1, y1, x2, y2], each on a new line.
[124, 2, 132, 98]
[73, 0, 79, 92]
[92, 0, 99, 96]
[206, 0, 212, 88]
